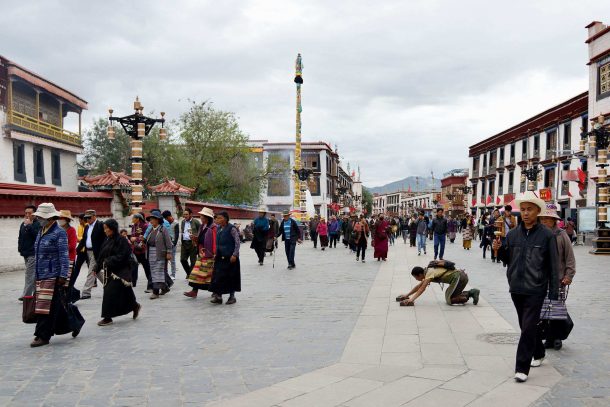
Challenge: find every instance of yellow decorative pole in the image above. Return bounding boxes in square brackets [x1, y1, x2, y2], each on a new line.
[294, 53, 304, 221]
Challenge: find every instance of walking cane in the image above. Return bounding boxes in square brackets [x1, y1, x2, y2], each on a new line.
[272, 238, 277, 269]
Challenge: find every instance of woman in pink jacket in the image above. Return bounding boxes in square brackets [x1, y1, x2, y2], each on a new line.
[317, 218, 329, 251]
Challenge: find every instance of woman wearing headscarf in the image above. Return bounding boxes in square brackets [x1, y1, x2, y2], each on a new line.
[97, 219, 141, 326]
[57, 210, 77, 280]
[30, 203, 79, 347]
[462, 214, 475, 250]
[184, 207, 217, 298]
[317, 218, 329, 251]
[538, 203, 576, 351]
[373, 215, 390, 261]
[210, 211, 241, 305]
[146, 210, 173, 300]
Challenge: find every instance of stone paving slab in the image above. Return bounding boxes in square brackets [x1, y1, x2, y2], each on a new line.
[209, 237, 563, 407]
[0, 242, 380, 406]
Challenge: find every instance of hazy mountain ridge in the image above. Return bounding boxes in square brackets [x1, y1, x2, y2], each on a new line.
[367, 176, 441, 195]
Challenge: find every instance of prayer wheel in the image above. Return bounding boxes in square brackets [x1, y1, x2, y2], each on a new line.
[589, 135, 597, 149]
[107, 125, 115, 140]
[137, 122, 145, 138]
[131, 184, 143, 204]
[599, 187, 608, 204]
[598, 149, 608, 164]
[131, 162, 143, 181]
[579, 138, 586, 152]
[598, 168, 607, 184]
[598, 206, 607, 222]
[131, 139, 143, 158]
[159, 127, 167, 140]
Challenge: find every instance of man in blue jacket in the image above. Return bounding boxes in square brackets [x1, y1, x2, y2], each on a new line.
[18, 205, 40, 300]
[277, 210, 303, 270]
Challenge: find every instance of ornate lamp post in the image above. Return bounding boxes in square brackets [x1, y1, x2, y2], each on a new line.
[293, 53, 306, 221]
[588, 115, 610, 254]
[520, 162, 542, 192]
[107, 97, 166, 213]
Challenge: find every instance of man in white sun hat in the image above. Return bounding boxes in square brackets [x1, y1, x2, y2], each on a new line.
[493, 190, 559, 383]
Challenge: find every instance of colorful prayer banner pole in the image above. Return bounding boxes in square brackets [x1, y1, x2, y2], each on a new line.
[294, 53, 305, 221]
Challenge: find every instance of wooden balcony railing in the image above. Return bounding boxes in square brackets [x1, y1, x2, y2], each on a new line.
[8, 110, 81, 146]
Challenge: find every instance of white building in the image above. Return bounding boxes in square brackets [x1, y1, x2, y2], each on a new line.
[254, 140, 353, 218]
[0, 55, 87, 191]
[468, 93, 588, 219]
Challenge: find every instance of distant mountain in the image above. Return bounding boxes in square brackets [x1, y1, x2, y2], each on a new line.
[367, 176, 441, 195]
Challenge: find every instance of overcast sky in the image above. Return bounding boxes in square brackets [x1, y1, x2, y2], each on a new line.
[2, 0, 609, 186]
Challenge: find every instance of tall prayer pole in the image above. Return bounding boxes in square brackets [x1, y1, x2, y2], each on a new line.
[294, 53, 305, 221]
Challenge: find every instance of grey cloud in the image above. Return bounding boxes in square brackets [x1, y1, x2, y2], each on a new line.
[1, 0, 608, 187]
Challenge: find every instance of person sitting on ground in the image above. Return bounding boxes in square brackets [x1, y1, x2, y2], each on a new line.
[396, 260, 480, 306]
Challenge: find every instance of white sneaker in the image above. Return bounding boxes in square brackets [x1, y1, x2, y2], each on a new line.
[530, 358, 544, 367]
[514, 372, 528, 382]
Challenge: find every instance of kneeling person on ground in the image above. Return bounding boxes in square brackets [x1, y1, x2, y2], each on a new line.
[397, 260, 480, 306]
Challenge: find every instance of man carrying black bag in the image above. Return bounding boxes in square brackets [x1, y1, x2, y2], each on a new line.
[494, 192, 559, 383]
[538, 203, 576, 351]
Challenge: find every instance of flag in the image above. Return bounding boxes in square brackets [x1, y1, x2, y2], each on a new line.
[562, 170, 580, 182]
[496, 196, 501, 205]
[472, 198, 476, 206]
[567, 190, 573, 197]
[577, 167, 586, 191]
[407, 185, 412, 193]
[486, 195, 492, 205]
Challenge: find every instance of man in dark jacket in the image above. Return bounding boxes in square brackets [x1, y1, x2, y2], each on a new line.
[77, 209, 106, 299]
[431, 208, 448, 260]
[277, 210, 302, 269]
[309, 215, 319, 249]
[18, 205, 41, 300]
[494, 192, 559, 383]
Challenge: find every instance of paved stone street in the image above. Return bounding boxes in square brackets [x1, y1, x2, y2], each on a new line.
[443, 234, 610, 407]
[0, 242, 380, 406]
[1, 232, 608, 407]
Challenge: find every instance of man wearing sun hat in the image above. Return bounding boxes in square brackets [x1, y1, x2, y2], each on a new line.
[493, 190, 559, 383]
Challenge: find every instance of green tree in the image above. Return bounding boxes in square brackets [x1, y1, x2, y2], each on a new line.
[175, 101, 282, 205]
[80, 118, 131, 174]
[362, 186, 374, 216]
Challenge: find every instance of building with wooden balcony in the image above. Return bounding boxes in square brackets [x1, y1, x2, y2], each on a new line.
[0, 55, 87, 191]
[441, 170, 468, 217]
[468, 92, 588, 219]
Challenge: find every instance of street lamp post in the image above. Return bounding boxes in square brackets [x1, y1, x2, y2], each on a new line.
[588, 115, 610, 254]
[520, 162, 542, 192]
[107, 97, 166, 213]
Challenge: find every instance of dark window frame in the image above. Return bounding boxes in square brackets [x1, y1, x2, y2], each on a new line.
[597, 58, 610, 100]
[13, 142, 27, 182]
[51, 149, 61, 186]
[33, 146, 45, 184]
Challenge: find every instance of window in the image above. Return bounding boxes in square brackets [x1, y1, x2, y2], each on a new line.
[302, 152, 320, 170]
[508, 171, 514, 193]
[521, 139, 528, 160]
[498, 174, 504, 194]
[13, 142, 26, 182]
[546, 130, 557, 150]
[544, 168, 555, 188]
[499, 147, 505, 161]
[533, 135, 540, 154]
[33, 147, 45, 184]
[51, 150, 61, 185]
[307, 176, 321, 196]
[563, 123, 571, 149]
[510, 143, 515, 159]
[599, 60, 610, 98]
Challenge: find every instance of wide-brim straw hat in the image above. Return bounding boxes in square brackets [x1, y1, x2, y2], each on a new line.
[514, 191, 546, 212]
[198, 207, 215, 219]
[282, 210, 290, 216]
[59, 209, 73, 221]
[540, 203, 561, 219]
[33, 203, 62, 219]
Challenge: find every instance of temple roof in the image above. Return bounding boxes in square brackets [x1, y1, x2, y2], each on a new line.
[82, 170, 132, 188]
[151, 178, 195, 196]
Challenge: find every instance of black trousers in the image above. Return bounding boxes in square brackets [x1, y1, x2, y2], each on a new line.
[284, 240, 297, 266]
[180, 240, 198, 277]
[132, 252, 151, 289]
[511, 293, 546, 375]
[356, 240, 367, 260]
[69, 250, 89, 288]
[34, 287, 62, 341]
[253, 240, 266, 263]
[330, 234, 339, 248]
[310, 232, 318, 248]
